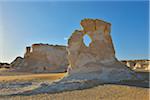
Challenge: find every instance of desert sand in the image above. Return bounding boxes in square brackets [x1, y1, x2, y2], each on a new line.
[0, 84, 149, 100]
[0, 70, 149, 100]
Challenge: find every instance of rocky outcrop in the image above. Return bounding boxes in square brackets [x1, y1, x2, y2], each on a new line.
[11, 44, 68, 73]
[121, 60, 150, 71]
[0, 63, 10, 68]
[10, 56, 23, 68]
[66, 19, 135, 82]
[14, 18, 139, 95]
[24, 47, 31, 58]
[67, 19, 115, 72]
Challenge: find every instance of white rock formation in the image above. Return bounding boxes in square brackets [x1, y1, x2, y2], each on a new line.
[126, 61, 135, 69]
[65, 19, 135, 82]
[10, 56, 23, 69]
[11, 44, 68, 73]
[12, 19, 139, 95]
[122, 60, 150, 71]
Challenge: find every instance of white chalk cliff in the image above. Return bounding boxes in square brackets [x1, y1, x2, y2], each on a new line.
[11, 44, 68, 73]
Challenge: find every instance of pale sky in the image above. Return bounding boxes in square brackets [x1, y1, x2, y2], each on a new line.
[0, 1, 149, 63]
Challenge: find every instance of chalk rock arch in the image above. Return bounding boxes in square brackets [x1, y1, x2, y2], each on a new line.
[12, 19, 137, 95]
[67, 19, 122, 76]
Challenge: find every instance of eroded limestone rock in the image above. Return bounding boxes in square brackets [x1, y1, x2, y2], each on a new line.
[66, 19, 135, 82]
[9, 18, 138, 96]
[10, 56, 23, 69]
[122, 60, 150, 71]
[11, 44, 68, 73]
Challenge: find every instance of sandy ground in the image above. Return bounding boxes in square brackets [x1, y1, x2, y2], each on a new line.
[0, 73, 65, 82]
[0, 72, 66, 96]
[0, 84, 149, 100]
[0, 68, 32, 76]
[0, 69, 149, 100]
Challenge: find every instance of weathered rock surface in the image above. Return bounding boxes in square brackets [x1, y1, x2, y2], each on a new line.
[10, 56, 23, 69]
[67, 19, 115, 74]
[121, 60, 150, 71]
[10, 18, 141, 96]
[65, 19, 135, 82]
[0, 63, 10, 68]
[11, 44, 68, 73]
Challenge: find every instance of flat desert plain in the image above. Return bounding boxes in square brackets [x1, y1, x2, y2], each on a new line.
[0, 84, 149, 100]
[0, 70, 149, 100]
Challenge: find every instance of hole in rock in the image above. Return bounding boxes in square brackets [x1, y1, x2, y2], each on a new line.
[83, 34, 92, 47]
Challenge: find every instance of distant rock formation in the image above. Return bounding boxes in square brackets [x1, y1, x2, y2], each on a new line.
[0, 63, 10, 68]
[10, 44, 68, 73]
[121, 60, 150, 71]
[10, 56, 23, 69]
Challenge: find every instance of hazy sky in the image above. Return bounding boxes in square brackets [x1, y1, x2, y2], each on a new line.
[0, 1, 149, 63]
